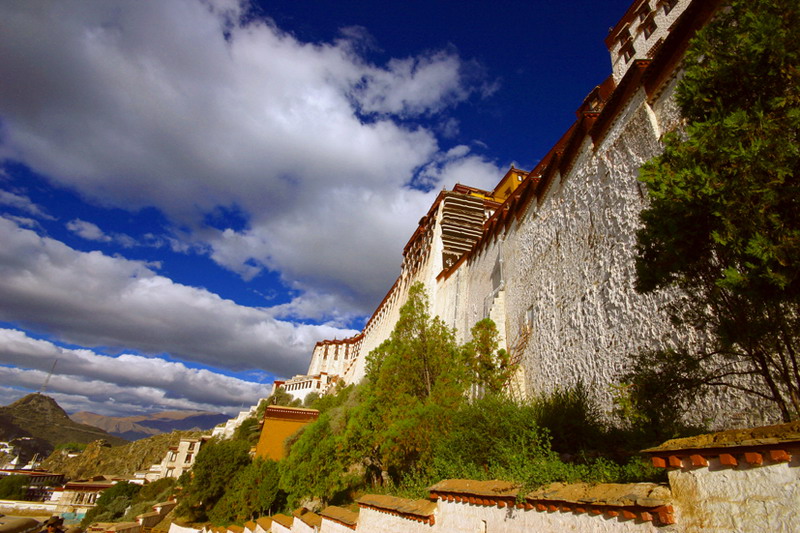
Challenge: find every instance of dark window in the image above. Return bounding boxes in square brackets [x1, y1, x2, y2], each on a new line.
[643, 18, 657, 39]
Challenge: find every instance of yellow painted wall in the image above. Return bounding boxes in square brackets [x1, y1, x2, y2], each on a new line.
[254, 407, 319, 461]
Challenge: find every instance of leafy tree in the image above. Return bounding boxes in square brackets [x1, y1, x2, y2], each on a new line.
[81, 482, 141, 527]
[363, 283, 469, 473]
[232, 416, 261, 445]
[266, 387, 301, 407]
[122, 477, 177, 522]
[463, 318, 515, 396]
[279, 411, 355, 508]
[0, 474, 28, 500]
[366, 283, 468, 403]
[209, 458, 284, 524]
[634, 0, 800, 421]
[175, 439, 251, 522]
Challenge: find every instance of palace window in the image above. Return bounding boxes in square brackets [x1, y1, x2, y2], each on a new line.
[662, 0, 678, 14]
[620, 42, 635, 63]
[638, 3, 652, 21]
[643, 17, 657, 39]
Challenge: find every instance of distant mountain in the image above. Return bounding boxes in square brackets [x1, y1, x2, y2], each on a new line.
[0, 394, 128, 462]
[71, 410, 228, 440]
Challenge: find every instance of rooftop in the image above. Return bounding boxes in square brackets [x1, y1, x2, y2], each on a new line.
[643, 420, 800, 453]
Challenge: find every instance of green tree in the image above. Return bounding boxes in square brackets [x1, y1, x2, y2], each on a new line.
[366, 283, 468, 403]
[363, 283, 469, 473]
[266, 387, 301, 407]
[209, 458, 283, 524]
[279, 411, 355, 508]
[122, 478, 177, 522]
[175, 439, 251, 522]
[81, 482, 141, 527]
[231, 416, 261, 445]
[0, 475, 28, 500]
[634, 0, 800, 421]
[463, 318, 515, 396]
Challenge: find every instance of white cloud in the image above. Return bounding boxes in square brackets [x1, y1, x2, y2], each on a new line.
[0, 0, 503, 313]
[0, 190, 54, 220]
[0, 328, 268, 415]
[352, 51, 470, 117]
[66, 218, 139, 248]
[66, 219, 112, 242]
[0, 217, 356, 377]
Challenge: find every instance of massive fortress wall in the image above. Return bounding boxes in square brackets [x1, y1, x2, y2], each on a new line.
[290, 0, 770, 427]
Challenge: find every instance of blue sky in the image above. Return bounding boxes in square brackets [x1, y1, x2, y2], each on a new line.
[0, 0, 632, 417]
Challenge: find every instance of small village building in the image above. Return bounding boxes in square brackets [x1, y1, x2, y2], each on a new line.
[158, 437, 208, 479]
[138, 437, 211, 482]
[53, 476, 127, 517]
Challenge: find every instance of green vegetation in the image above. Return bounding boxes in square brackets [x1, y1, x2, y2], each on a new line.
[632, 0, 800, 422]
[0, 475, 29, 500]
[121, 477, 178, 522]
[81, 482, 141, 527]
[175, 438, 252, 522]
[208, 458, 284, 524]
[80, 475, 177, 527]
[265, 387, 301, 407]
[274, 284, 660, 508]
[55, 442, 88, 453]
[174, 283, 660, 523]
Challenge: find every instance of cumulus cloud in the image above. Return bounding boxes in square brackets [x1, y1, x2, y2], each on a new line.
[0, 328, 269, 415]
[0, 217, 356, 377]
[0, 0, 504, 314]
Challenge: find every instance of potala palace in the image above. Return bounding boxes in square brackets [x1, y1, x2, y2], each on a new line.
[275, 0, 769, 429]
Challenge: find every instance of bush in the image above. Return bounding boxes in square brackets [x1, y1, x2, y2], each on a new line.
[0, 475, 28, 500]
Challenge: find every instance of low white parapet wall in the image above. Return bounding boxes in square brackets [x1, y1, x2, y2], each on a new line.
[168, 523, 202, 533]
[0, 500, 58, 513]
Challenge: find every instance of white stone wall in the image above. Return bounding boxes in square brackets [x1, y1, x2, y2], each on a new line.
[504, 94, 670, 412]
[319, 518, 354, 533]
[212, 405, 257, 439]
[168, 523, 201, 533]
[271, 521, 291, 533]
[291, 519, 315, 533]
[432, 501, 668, 533]
[430, 62, 771, 426]
[668, 458, 800, 532]
[353, 508, 433, 533]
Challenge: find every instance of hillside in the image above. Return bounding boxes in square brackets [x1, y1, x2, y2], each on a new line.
[71, 410, 228, 440]
[40, 430, 202, 480]
[0, 394, 127, 461]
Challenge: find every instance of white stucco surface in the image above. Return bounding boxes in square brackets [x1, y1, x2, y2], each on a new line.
[669, 459, 800, 532]
[353, 508, 433, 533]
[432, 501, 669, 533]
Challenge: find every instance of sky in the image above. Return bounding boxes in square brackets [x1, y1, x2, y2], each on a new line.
[0, 0, 633, 418]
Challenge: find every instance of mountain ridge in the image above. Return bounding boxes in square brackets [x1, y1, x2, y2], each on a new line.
[70, 410, 228, 440]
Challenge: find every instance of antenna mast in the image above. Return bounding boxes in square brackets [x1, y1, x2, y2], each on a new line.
[39, 359, 58, 394]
